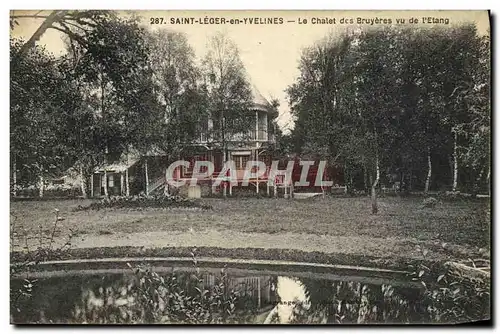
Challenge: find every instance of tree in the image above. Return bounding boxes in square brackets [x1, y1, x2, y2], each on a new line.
[202, 32, 254, 162]
[145, 29, 207, 153]
[353, 28, 404, 213]
[287, 32, 357, 189]
[445, 26, 490, 193]
[10, 10, 111, 60]
[10, 39, 81, 197]
[287, 23, 490, 208]
[67, 16, 154, 198]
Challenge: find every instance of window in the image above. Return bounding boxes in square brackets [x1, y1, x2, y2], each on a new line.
[241, 155, 250, 169]
[258, 113, 267, 140]
[108, 174, 114, 188]
[234, 155, 250, 169]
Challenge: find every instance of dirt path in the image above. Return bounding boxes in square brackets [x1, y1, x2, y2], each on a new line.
[10, 198, 489, 264]
[67, 230, 484, 262]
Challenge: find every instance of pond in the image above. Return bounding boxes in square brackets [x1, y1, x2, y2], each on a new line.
[10, 258, 489, 324]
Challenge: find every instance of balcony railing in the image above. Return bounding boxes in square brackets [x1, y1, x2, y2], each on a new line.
[196, 130, 274, 143]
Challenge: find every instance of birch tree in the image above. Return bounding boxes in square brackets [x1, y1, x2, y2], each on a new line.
[202, 32, 254, 162]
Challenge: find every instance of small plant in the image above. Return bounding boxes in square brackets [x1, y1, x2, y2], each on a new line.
[408, 245, 490, 323]
[127, 248, 242, 324]
[10, 208, 74, 319]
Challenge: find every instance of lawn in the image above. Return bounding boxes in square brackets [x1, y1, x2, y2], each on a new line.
[10, 196, 490, 262]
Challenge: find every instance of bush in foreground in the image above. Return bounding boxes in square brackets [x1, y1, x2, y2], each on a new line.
[75, 194, 212, 211]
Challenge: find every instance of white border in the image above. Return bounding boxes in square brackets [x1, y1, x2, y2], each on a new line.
[2, 1, 497, 334]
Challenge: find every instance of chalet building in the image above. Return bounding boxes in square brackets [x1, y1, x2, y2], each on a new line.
[91, 82, 278, 197]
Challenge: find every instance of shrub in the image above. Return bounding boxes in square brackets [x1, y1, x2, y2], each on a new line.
[410, 245, 490, 323]
[422, 197, 438, 208]
[129, 253, 241, 324]
[75, 194, 212, 211]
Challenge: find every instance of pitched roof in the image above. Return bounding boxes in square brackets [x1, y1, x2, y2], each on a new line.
[250, 82, 272, 112]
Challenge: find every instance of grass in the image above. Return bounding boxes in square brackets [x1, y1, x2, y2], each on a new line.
[10, 196, 490, 261]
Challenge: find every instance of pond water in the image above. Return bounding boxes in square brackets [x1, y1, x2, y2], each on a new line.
[10, 263, 486, 324]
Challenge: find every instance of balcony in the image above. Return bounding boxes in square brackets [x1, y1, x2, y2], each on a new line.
[230, 130, 270, 142]
[196, 129, 274, 144]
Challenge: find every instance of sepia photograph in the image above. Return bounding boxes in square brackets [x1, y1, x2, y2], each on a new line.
[9, 9, 491, 325]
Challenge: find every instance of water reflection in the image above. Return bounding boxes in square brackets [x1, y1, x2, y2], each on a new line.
[264, 276, 425, 324]
[11, 268, 428, 324]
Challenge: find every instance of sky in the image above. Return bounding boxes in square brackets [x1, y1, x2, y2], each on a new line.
[10, 10, 490, 133]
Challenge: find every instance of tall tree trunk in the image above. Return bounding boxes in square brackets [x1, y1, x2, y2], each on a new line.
[103, 169, 108, 198]
[12, 158, 17, 197]
[452, 131, 458, 192]
[474, 167, 485, 195]
[221, 114, 229, 198]
[16, 11, 68, 59]
[164, 167, 169, 196]
[345, 162, 354, 195]
[486, 164, 491, 194]
[101, 70, 108, 199]
[125, 168, 130, 196]
[424, 147, 432, 194]
[363, 162, 368, 195]
[38, 169, 44, 198]
[144, 158, 149, 195]
[125, 152, 130, 197]
[371, 152, 380, 215]
[103, 145, 109, 198]
[408, 170, 413, 193]
[79, 165, 87, 198]
[120, 173, 124, 196]
[344, 162, 349, 194]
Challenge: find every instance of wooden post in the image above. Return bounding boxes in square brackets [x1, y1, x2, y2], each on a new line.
[284, 176, 288, 199]
[164, 167, 169, 196]
[266, 167, 270, 196]
[103, 169, 108, 198]
[227, 162, 232, 196]
[120, 172, 124, 195]
[80, 165, 87, 198]
[103, 144, 109, 198]
[274, 177, 277, 198]
[255, 110, 258, 140]
[90, 174, 94, 198]
[257, 277, 261, 309]
[255, 150, 259, 194]
[100, 174, 104, 197]
[125, 169, 130, 196]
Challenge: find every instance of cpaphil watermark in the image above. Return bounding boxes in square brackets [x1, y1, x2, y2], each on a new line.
[165, 160, 333, 188]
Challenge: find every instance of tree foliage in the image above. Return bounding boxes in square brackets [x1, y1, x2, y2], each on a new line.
[10, 13, 261, 196]
[287, 24, 490, 194]
[202, 32, 254, 157]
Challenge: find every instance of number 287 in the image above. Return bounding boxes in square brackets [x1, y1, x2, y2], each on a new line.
[150, 17, 165, 24]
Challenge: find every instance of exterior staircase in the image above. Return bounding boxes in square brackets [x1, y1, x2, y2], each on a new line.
[148, 176, 166, 195]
